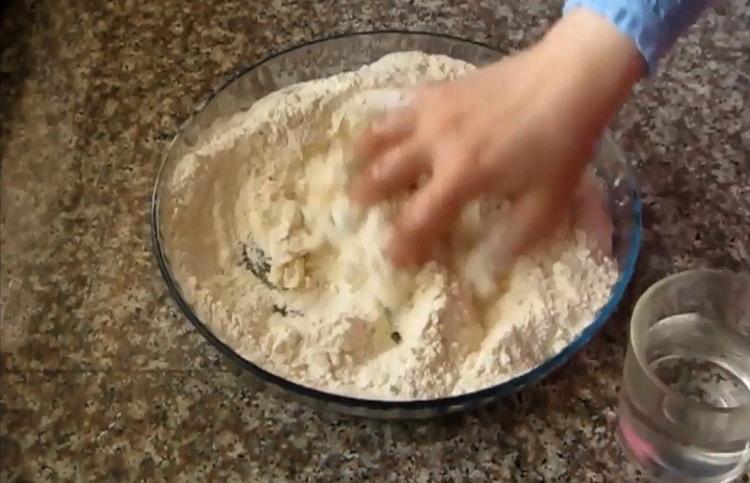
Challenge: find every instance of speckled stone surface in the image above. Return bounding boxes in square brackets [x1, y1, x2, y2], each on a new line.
[1, 0, 748, 480]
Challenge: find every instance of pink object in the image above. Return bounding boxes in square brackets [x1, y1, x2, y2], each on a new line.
[619, 418, 657, 464]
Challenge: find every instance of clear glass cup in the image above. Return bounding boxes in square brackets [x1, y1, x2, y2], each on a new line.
[618, 269, 750, 482]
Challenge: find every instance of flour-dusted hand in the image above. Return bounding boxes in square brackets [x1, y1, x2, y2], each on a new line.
[350, 9, 644, 269]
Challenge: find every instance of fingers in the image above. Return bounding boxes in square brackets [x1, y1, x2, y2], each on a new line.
[388, 170, 469, 267]
[462, 193, 554, 295]
[503, 190, 566, 262]
[353, 106, 416, 162]
[349, 140, 428, 205]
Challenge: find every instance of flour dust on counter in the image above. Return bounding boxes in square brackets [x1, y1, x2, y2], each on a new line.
[162, 51, 618, 400]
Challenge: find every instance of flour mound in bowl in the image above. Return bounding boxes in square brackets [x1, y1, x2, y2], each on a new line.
[162, 52, 618, 400]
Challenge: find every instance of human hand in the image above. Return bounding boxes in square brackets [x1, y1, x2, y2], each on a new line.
[350, 9, 643, 270]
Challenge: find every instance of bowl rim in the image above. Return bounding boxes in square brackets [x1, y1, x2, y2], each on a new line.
[150, 30, 643, 412]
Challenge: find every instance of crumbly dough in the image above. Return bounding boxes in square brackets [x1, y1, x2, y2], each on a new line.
[163, 52, 618, 400]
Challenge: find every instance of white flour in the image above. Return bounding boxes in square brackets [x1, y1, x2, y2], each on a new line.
[163, 52, 618, 400]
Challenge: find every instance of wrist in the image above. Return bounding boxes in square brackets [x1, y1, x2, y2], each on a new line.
[543, 8, 645, 73]
[562, 0, 712, 73]
[536, 9, 643, 139]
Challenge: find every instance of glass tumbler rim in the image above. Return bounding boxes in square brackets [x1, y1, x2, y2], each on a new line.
[630, 268, 750, 417]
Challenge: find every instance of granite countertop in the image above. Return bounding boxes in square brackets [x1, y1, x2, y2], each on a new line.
[1, 0, 748, 480]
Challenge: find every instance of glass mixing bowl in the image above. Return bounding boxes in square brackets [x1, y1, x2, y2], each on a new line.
[150, 31, 642, 419]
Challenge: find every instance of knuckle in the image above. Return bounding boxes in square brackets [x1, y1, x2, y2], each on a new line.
[416, 82, 452, 105]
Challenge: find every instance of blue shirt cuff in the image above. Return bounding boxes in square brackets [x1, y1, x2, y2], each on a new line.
[563, 0, 711, 73]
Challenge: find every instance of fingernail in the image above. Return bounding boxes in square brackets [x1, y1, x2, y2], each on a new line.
[387, 234, 420, 268]
[387, 240, 409, 267]
[493, 249, 512, 277]
[369, 161, 386, 181]
[465, 248, 497, 298]
[348, 182, 370, 205]
[478, 229, 514, 279]
[371, 117, 388, 134]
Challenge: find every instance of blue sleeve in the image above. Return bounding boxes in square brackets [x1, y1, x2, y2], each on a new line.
[563, 0, 713, 73]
